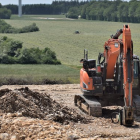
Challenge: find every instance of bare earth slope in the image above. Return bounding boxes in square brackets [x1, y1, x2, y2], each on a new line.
[0, 84, 140, 140]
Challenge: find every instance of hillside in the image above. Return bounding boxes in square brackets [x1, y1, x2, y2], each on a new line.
[2, 15, 140, 65]
[0, 15, 140, 84]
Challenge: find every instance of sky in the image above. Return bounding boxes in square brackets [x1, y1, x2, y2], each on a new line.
[0, 0, 54, 5]
[0, 0, 129, 6]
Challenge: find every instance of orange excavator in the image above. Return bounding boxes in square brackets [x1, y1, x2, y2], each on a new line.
[74, 25, 140, 126]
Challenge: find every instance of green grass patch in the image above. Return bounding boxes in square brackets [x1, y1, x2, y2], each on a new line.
[0, 64, 80, 85]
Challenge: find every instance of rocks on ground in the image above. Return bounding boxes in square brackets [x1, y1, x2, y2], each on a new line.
[0, 87, 88, 140]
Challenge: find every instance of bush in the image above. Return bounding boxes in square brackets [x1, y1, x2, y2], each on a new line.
[18, 23, 39, 33]
[0, 7, 11, 19]
[66, 7, 80, 19]
[0, 36, 61, 65]
[0, 20, 39, 33]
[18, 47, 61, 64]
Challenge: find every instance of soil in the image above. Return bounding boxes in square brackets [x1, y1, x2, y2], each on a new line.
[0, 84, 140, 140]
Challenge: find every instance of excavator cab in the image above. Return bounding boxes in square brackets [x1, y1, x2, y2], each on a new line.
[81, 49, 96, 69]
[133, 55, 139, 78]
[133, 55, 140, 94]
[80, 49, 103, 96]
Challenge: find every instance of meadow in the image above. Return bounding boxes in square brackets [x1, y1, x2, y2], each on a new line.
[0, 15, 140, 84]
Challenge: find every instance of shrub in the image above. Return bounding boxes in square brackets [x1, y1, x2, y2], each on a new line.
[0, 8, 11, 19]
[18, 47, 61, 64]
[0, 36, 61, 65]
[18, 48, 39, 64]
[18, 23, 39, 33]
[0, 20, 39, 33]
[66, 7, 80, 19]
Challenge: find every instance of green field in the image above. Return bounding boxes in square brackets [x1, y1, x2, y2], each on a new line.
[0, 15, 140, 84]
[0, 64, 80, 84]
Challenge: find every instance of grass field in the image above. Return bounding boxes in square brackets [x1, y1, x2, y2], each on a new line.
[0, 64, 80, 84]
[0, 15, 140, 84]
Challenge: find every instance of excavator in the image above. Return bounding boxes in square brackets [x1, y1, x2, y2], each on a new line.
[74, 25, 140, 126]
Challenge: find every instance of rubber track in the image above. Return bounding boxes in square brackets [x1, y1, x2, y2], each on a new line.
[74, 94, 102, 117]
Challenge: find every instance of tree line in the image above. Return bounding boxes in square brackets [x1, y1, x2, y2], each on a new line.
[66, 0, 140, 23]
[78, 0, 140, 23]
[1, 0, 140, 23]
[3, 1, 87, 15]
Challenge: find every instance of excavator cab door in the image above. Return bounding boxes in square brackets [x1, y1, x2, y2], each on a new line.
[133, 56, 140, 94]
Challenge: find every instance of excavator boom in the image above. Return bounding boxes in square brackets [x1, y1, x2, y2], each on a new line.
[122, 25, 133, 107]
[119, 25, 134, 126]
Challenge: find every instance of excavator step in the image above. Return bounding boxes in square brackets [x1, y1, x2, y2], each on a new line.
[74, 94, 102, 117]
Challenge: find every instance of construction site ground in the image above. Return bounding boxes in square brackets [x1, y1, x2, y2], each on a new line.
[0, 84, 140, 140]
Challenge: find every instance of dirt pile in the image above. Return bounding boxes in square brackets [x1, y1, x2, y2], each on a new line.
[0, 87, 86, 124]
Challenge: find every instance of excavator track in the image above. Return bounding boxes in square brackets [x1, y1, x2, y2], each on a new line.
[133, 95, 140, 116]
[74, 94, 102, 117]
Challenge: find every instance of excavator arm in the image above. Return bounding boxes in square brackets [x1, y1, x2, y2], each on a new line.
[120, 25, 134, 126]
[102, 25, 134, 126]
[122, 25, 133, 107]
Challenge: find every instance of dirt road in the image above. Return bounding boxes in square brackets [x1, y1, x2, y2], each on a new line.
[0, 84, 140, 140]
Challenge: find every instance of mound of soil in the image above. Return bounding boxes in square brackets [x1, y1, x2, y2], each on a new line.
[0, 87, 86, 124]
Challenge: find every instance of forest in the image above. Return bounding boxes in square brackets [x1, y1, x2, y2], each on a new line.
[1, 0, 140, 23]
[79, 0, 140, 23]
[3, 1, 87, 15]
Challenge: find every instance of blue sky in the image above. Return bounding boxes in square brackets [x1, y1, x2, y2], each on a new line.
[1, 0, 54, 5]
[0, 0, 129, 6]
